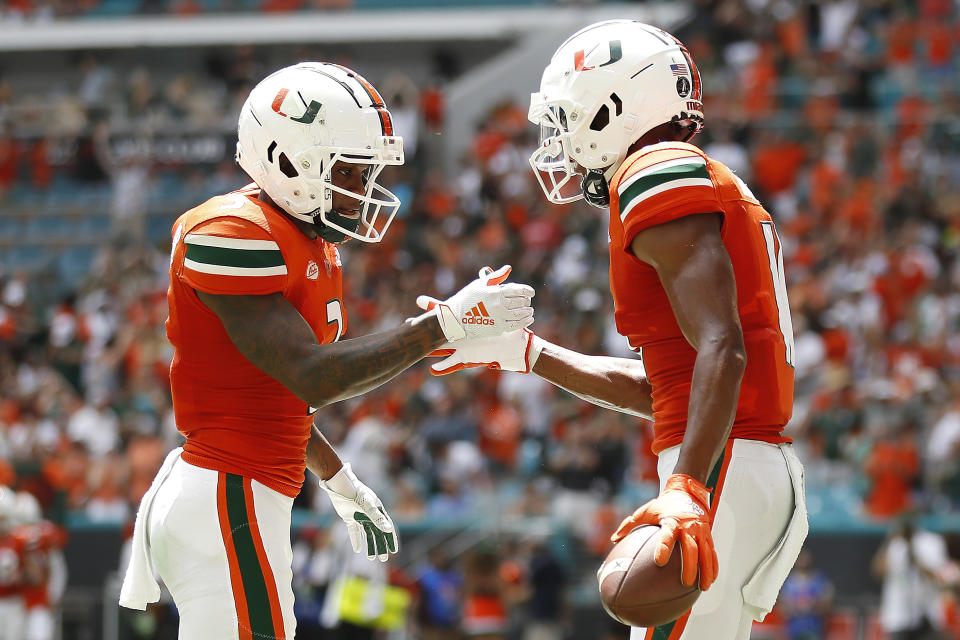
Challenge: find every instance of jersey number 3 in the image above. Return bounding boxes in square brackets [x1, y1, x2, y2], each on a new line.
[309, 299, 344, 416]
[326, 299, 343, 343]
[760, 221, 795, 367]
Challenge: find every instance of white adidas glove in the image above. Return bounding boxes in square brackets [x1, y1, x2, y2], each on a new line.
[415, 265, 535, 342]
[428, 329, 545, 375]
[318, 463, 398, 562]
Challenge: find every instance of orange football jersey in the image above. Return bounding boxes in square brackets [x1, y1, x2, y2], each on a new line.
[13, 521, 66, 608]
[608, 142, 795, 454]
[167, 185, 347, 497]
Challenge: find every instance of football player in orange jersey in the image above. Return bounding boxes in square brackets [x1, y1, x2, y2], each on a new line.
[0, 487, 25, 640]
[427, 21, 808, 640]
[11, 491, 67, 640]
[119, 62, 535, 640]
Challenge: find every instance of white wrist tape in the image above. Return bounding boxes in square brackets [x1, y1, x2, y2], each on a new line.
[320, 462, 358, 499]
[434, 304, 466, 342]
[528, 335, 546, 370]
[407, 306, 467, 342]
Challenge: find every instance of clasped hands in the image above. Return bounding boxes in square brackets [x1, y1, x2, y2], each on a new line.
[415, 265, 543, 375]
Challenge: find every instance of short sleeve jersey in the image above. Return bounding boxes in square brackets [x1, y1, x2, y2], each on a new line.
[608, 142, 795, 454]
[166, 185, 347, 497]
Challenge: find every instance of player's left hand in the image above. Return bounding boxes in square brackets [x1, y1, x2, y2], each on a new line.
[611, 473, 717, 590]
[318, 463, 398, 562]
[427, 328, 545, 375]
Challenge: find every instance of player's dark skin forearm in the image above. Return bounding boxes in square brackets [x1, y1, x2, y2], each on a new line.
[630, 212, 747, 485]
[305, 425, 343, 481]
[532, 344, 653, 419]
[676, 337, 746, 483]
[196, 290, 446, 409]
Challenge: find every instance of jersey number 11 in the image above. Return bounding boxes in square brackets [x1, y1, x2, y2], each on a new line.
[760, 221, 795, 368]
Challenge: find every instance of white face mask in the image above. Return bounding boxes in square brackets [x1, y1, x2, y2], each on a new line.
[309, 153, 401, 244]
[255, 145, 403, 244]
[528, 101, 587, 205]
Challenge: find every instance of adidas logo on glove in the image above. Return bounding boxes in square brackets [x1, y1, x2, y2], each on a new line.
[462, 302, 495, 325]
[413, 264, 534, 343]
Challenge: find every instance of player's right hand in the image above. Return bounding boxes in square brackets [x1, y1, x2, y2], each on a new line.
[416, 265, 535, 342]
[427, 328, 544, 375]
[611, 473, 718, 591]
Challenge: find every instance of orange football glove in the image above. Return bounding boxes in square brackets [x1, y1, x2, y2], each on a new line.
[611, 474, 717, 591]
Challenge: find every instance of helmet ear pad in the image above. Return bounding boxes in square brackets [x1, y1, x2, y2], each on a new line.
[582, 170, 610, 208]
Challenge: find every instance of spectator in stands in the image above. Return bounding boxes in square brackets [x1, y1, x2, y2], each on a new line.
[462, 545, 508, 640]
[92, 122, 151, 242]
[549, 420, 602, 542]
[864, 418, 921, 519]
[778, 550, 834, 640]
[0, 126, 17, 198]
[75, 54, 113, 111]
[320, 524, 403, 640]
[523, 539, 567, 640]
[291, 526, 336, 639]
[65, 393, 119, 459]
[426, 472, 473, 521]
[390, 474, 426, 520]
[872, 518, 948, 640]
[926, 393, 960, 506]
[416, 547, 463, 640]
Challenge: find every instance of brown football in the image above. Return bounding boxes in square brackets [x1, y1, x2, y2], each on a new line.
[597, 525, 701, 628]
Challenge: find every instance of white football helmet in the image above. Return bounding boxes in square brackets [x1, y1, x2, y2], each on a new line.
[13, 491, 41, 525]
[528, 20, 704, 206]
[236, 62, 404, 243]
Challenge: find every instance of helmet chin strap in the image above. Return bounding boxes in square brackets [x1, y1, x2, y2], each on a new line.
[312, 207, 361, 244]
[578, 119, 701, 209]
[581, 169, 610, 208]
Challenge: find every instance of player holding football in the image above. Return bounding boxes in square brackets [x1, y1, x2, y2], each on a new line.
[428, 21, 808, 640]
[119, 62, 534, 640]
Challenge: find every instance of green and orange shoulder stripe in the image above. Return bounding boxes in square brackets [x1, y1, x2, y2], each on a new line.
[173, 192, 289, 296]
[611, 142, 724, 244]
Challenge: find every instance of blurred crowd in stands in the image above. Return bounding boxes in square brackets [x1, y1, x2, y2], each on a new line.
[1, 0, 960, 637]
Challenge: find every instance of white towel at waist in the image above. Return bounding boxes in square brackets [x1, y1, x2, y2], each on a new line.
[741, 443, 809, 620]
[118, 447, 182, 610]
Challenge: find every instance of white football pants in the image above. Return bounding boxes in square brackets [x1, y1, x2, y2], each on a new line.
[0, 596, 25, 640]
[24, 606, 55, 640]
[630, 439, 807, 640]
[147, 454, 297, 640]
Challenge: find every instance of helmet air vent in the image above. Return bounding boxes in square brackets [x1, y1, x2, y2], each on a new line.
[590, 104, 610, 131]
[277, 153, 299, 178]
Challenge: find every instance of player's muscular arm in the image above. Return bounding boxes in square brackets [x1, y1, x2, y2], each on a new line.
[532, 344, 653, 419]
[196, 290, 446, 409]
[305, 425, 343, 481]
[630, 212, 747, 484]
